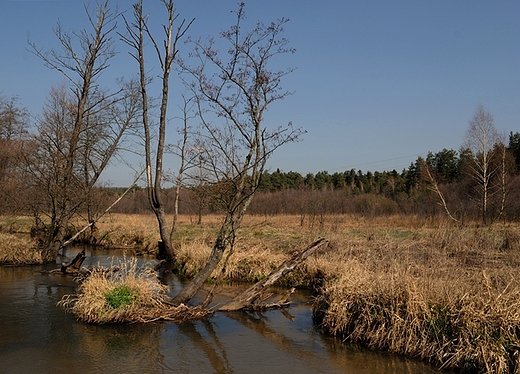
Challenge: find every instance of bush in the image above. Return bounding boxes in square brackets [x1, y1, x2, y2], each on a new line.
[354, 194, 399, 216]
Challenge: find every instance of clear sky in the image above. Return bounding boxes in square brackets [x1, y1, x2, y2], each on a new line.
[1, 0, 519, 186]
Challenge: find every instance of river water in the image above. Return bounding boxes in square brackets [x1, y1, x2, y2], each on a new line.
[0, 247, 453, 374]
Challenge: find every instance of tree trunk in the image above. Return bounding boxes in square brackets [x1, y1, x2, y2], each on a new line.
[41, 215, 70, 263]
[172, 191, 254, 305]
[219, 238, 329, 311]
[172, 235, 228, 305]
[155, 209, 175, 260]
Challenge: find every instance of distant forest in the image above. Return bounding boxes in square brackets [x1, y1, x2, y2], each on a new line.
[104, 132, 520, 222]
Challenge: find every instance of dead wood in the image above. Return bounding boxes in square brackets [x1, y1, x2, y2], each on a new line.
[219, 238, 329, 311]
[57, 249, 86, 274]
[61, 253, 85, 273]
[61, 170, 144, 249]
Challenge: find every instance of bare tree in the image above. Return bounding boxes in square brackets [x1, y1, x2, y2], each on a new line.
[422, 160, 463, 224]
[77, 79, 141, 233]
[27, 1, 138, 262]
[0, 95, 30, 214]
[422, 106, 510, 225]
[172, 3, 304, 305]
[186, 154, 214, 225]
[462, 105, 507, 225]
[120, 0, 193, 260]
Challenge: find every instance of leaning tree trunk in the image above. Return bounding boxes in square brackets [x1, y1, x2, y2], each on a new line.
[219, 238, 329, 311]
[172, 229, 231, 305]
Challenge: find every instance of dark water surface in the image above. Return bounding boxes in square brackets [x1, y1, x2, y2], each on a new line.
[0, 248, 453, 374]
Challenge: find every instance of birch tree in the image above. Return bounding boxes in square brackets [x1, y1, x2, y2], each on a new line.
[457, 105, 512, 225]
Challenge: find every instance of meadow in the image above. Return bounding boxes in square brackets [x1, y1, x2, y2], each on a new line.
[2, 213, 520, 372]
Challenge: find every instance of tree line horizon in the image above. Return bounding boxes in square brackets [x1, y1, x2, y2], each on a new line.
[92, 130, 520, 223]
[2, 86, 519, 224]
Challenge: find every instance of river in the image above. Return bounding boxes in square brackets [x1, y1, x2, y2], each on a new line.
[0, 247, 454, 373]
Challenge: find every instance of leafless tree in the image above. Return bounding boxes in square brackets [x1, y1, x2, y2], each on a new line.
[462, 105, 508, 225]
[0, 95, 30, 214]
[186, 154, 214, 225]
[172, 3, 304, 305]
[27, 1, 138, 262]
[422, 106, 510, 225]
[422, 160, 463, 224]
[120, 0, 193, 260]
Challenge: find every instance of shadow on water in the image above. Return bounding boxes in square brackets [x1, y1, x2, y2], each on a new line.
[0, 247, 455, 374]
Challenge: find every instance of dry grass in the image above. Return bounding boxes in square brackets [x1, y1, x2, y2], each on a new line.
[310, 220, 520, 373]
[59, 257, 212, 324]
[5, 212, 520, 372]
[0, 233, 42, 265]
[0, 216, 42, 265]
[0, 216, 33, 234]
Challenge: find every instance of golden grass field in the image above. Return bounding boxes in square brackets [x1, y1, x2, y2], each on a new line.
[2, 213, 520, 372]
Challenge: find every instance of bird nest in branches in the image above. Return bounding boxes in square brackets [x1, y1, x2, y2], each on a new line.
[58, 257, 212, 324]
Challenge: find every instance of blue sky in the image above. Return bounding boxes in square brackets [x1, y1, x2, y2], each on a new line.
[1, 1, 519, 186]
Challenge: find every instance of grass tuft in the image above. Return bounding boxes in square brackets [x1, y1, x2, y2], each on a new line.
[59, 257, 212, 324]
[104, 284, 137, 309]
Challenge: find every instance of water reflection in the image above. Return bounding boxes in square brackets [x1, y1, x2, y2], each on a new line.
[0, 249, 453, 373]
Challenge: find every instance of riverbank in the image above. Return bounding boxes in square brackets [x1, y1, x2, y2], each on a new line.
[2, 213, 520, 372]
[0, 257, 445, 374]
[0, 216, 44, 264]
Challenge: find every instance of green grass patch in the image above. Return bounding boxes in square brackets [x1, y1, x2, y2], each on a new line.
[105, 285, 137, 309]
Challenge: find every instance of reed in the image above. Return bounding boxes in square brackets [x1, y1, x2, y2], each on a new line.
[312, 222, 520, 373]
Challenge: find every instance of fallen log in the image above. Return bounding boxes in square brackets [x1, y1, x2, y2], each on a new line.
[219, 238, 329, 311]
[58, 249, 86, 274]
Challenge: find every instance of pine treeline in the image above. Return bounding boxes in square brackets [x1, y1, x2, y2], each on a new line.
[100, 132, 520, 221]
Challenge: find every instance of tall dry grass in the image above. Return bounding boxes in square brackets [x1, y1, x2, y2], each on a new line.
[0, 216, 42, 265]
[59, 257, 211, 323]
[0, 233, 42, 265]
[311, 220, 520, 373]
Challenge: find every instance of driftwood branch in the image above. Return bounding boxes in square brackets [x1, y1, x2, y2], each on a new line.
[48, 248, 88, 275]
[219, 238, 329, 311]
